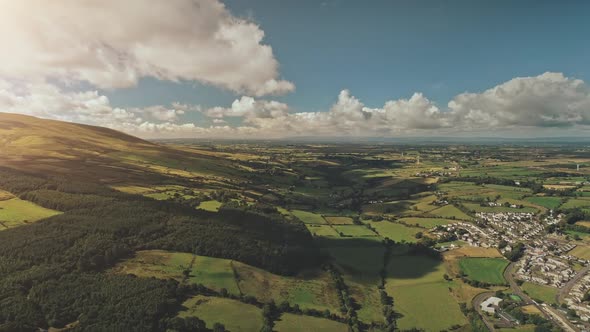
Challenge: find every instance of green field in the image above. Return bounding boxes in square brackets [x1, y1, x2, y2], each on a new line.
[521, 282, 559, 304]
[569, 245, 590, 260]
[178, 295, 263, 331]
[324, 216, 355, 225]
[197, 200, 223, 212]
[0, 198, 62, 230]
[306, 224, 340, 237]
[112, 251, 240, 294]
[428, 205, 473, 220]
[386, 255, 466, 330]
[234, 262, 342, 314]
[368, 221, 422, 242]
[274, 313, 347, 332]
[458, 257, 508, 285]
[332, 225, 377, 237]
[292, 210, 327, 224]
[524, 196, 563, 210]
[562, 198, 590, 209]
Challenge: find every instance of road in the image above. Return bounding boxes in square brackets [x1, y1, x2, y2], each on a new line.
[557, 265, 590, 304]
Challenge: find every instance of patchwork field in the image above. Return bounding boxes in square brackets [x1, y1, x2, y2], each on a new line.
[521, 282, 559, 304]
[458, 257, 508, 285]
[178, 295, 263, 331]
[274, 313, 347, 332]
[305, 224, 340, 237]
[0, 197, 62, 230]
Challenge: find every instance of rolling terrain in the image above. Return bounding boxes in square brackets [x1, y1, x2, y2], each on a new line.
[1, 114, 590, 331]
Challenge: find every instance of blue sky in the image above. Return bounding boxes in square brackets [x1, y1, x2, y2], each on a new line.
[107, 0, 590, 112]
[1, 0, 589, 138]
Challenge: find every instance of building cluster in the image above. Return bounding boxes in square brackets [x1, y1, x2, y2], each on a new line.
[476, 212, 543, 243]
[515, 248, 577, 287]
[564, 271, 590, 322]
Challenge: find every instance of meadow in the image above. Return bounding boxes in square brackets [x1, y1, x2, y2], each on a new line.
[178, 295, 264, 331]
[458, 257, 508, 285]
[521, 282, 559, 304]
[274, 313, 348, 332]
[385, 254, 467, 331]
[0, 197, 62, 230]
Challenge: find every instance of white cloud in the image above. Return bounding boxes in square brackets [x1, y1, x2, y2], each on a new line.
[0, 0, 293, 96]
[448, 72, 590, 128]
[2, 72, 590, 139]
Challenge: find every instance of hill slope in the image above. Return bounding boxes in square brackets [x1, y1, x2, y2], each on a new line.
[0, 112, 240, 183]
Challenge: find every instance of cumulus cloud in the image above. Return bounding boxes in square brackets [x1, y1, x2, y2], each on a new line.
[0, 0, 293, 96]
[448, 72, 590, 128]
[2, 72, 590, 138]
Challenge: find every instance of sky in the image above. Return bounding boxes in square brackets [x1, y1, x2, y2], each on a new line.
[0, 0, 589, 139]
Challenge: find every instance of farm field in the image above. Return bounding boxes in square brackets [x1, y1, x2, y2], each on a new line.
[524, 196, 563, 210]
[291, 210, 326, 224]
[385, 254, 467, 331]
[367, 221, 422, 242]
[428, 204, 473, 220]
[305, 224, 340, 237]
[274, 313, 347, 332]
[197, 200, 223, 212]
[521, 282, 559, 305]
[568, 245, 590, 260]
[561, 198, 590, 209]
[332, 225, 377, 237]
[0, 197, 62, 230]
[178, 295, 264, 331]
[111, 250, 240, 294]
[458, 257, 508, 285]
[324, 216, 355, 225]
[233, 262, 343, 314]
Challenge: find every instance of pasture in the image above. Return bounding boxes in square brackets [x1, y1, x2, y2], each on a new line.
[332, 225, 377, 237]
[292, 210, 327, 224]
[386, 255, 466, 331]
[561, 198, 590, 210]
[178, 295, 263, 331]
[368, 221, 422, 242]
[324, 216, 355, 225]
[458, 257, 508, 285]
[568, 245, 590, 260]
[305, 224, 340, 237]
[521, 282, 558, 304]
[197, 200, 223, 212]
[274, 313, 347, 332]
[0, 197, 62, 230]
[111, 250, 240, 294]
[233, 262, 342, 314]
[428, 205, 473, 220]
[524, 196, 563, 210]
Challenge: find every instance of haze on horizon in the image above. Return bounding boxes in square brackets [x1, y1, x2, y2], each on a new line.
[0, 0, 589, 139]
